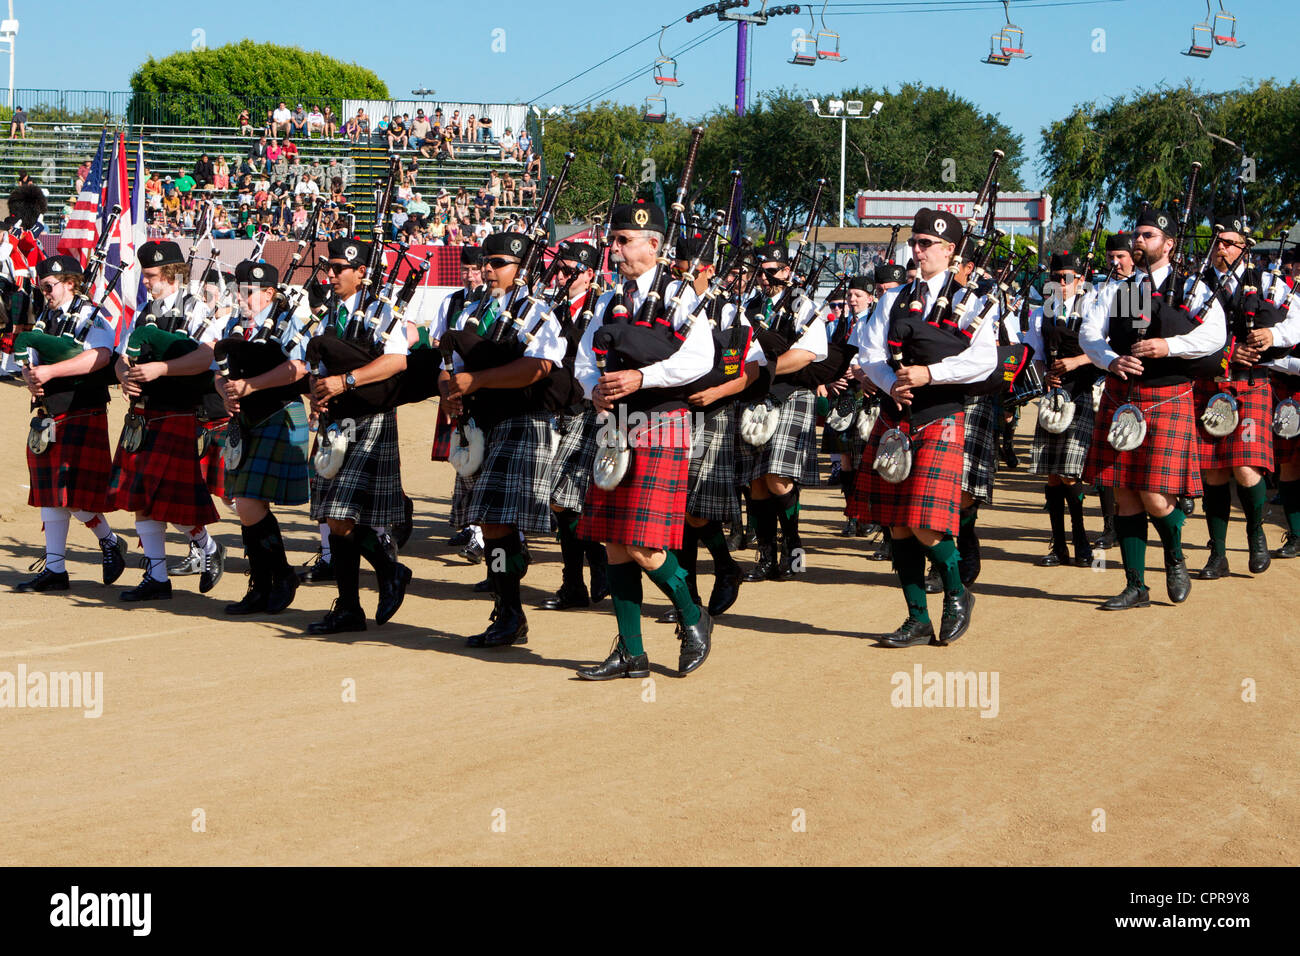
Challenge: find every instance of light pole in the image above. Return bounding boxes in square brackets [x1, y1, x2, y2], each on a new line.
[806, 98, 882, 227]
[1, 3, 18, 110]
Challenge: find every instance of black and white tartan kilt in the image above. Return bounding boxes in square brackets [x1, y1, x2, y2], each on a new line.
[450, 410, 558, 535]
[310, 410, 405, 526]
[1029, 386, 1097, 479]
[736, 387, 817, 485]
[687, 403, 741, 521]
[548, 406, 599, 513]
[961, 393, 999, 503]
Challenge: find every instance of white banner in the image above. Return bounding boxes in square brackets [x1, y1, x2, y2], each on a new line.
[855, 191, 1050, 227]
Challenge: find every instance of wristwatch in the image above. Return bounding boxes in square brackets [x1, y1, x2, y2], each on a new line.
[344, 372, 357, 391]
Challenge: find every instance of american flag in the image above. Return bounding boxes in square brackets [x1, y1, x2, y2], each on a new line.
[56, 129, 108, 264]
[97, 132, 136, 346]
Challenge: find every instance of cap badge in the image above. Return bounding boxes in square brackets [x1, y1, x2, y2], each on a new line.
[633, 209, 649, 227]
[933, 219, 947, 235]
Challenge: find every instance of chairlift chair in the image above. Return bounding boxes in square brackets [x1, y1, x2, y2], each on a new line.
[790, 7, 818, 66]
[642, 94, 667, 124]
[996, 1, 1030, 58]
[653, 56, 682, 86]
[1213, 2, 1244, 48]
[1183, 14, 1213, 58]
[816, 1, 846, 61]
[983, 32, 1011, 66]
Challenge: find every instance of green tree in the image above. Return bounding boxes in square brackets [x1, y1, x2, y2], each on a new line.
[128, 40, 389, 128]
[1040, 80, 1300, 238]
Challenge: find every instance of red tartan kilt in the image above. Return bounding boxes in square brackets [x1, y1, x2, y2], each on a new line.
[1085, 379, 1202, 497]
[430, 413, 453, 462]
[26, 407, 113, 512]
[1193, 377, 1273, 471]
[108, 408, 219, 527]
[851, 412, 965, 537]
[1272, 374, 1300, 468]
[198, 418, 229, 498]
[578, 409, 690, 550]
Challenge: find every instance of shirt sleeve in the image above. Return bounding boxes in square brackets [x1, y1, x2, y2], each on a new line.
[81, 306, 117, 352]
[574, 291, 611, 398]
[639, 307, 714, 390]
[1080, 281, 1119, 371]
[1023, 307, 1045, 362]
[859, 292, 897, 393]
[521, 305, 566, 364]
[928, 295, 998, 385]
[1268, 283, 1300, 350]
[789, 312, 828, 361]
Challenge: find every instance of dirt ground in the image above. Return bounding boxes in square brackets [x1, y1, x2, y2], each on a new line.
[0, 383, 1295, 866]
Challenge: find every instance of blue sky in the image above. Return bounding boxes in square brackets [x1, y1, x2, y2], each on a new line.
[23, 0, 1297, 189]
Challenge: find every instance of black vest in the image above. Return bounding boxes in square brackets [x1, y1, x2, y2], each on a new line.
[1225, 267, 1288, 365]
[1107, 273, 1223, 386]
[597, 291, 694, 416]
[886, 288, 969, 428]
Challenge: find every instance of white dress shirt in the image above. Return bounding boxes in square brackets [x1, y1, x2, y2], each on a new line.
[314, 290, 409, 358]
[29, 301, 116, 366]
[447, 285, 565, 373]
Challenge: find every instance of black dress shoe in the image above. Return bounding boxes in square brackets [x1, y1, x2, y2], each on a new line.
[857, 522, 879, 538]
[1073, 542, 1095, 567]
[225, 587, 269, 615]
[101, 535, 127, 585]
[1166, 559, 1191, 603]
[840, 518, 858, 537]
[577, 638, 650, 680]
[779, 539, 805, 577]
[938, 589, 975, 645]
[1248, 530, 1271, 575]
[925, 567, 942, 594]
[657, 607, 679, 624]
[478, 604, 528, 647]
[726, 525, 744, 552]
[677, 609, 712, 676]
[1037, 547, 1068, 567]
[14, 567, 70, 593]
[265, 572, 299, 614]
[1000, 443, 1020, 470]
[541, 582, 589, 610]
[473, 575, 493, 593]
[304, 555, 334, 583]
[169, 542, 203, 576]
[1274, 532, 1300, 559]
[707, 567, 742, 616]
[743, 544, 780, 582]
[881, 617, 936, 647]
[447, 527, 472, 548]
[1100, 584, 1151, 610]
[1093, 527, 1116, 551]
[120, 574, 173, 602]
[199, 542, 226, 594]
[1197, 553, 1229, 580]
[307, 603, 367, 635]
[459, 539, 484, 564]
[1178, 496, 1195, 516]
[872, 536, 892, 562]
[375, 562, 412, 625]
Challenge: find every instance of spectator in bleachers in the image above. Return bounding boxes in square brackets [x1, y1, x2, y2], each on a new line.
[478, 116, 494, 143]
[454, 187, 470, 221]
[146, 171, 164, 212]
[449, 110, 463, 142]
[237, 108, 253, 135]
[344, 112, 360, 144]
[253, 181, 271, 210]
[281, 137, 299, 162]
[294, 173, 320, 201]
[249, 135, 269, 160]
[212, 203, 234, 238]
[390, 204, 409, 239]
[292, 199, 308, 237]
[330, 177, 346, 207]
[194, 153, 215, 187]
[307, 105, 325, 138]
[9, 105, 27, 139]
[387, 114, 408, 152]
[472, 187, 490, 223]
[266, 139, 283, 164]
[501, 172, 516, 208]
[323, 106, 338, 139]
[427, 213, 446, 243]
[237, 203, 252, 235]
[407, 191, 430, 223]
[325, 157, 348, 188]
[290, 104, 308, 137]
[499, 127, 518, 162]
[445, 218, 462, 244]
[435, 188, 451, 218]
[473, 218, 491, 241]
[237, 179, 253, 208]
[487, 170, 502, 205]
[403, 159, 419, 188]
[519, 172, 537, 204]
[175, 168, 196, 195]
[161, 174, 176, 198]
[466, 114, 477, 144]
[163, 189, 180, 222]
[272, 101, 292, 138]
[517, 128, 533, 163]
[75, 159, 90, 193]
[213, 156, 230, 191]
[410, 110, 431, 152]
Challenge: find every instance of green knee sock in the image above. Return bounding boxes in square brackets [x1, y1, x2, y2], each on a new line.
[1203, 483, 1231, 557]
[606, 561, 644, 655]
[645, 550, 701, 627]
[1149, 508, 1185, 565]
[1235, 480, 1267, 537]
[1116, 512, 1148, 588]
[924, 536, 964, 595]
[891, 535, 930, 624]
[1280, 479, 1300, 535]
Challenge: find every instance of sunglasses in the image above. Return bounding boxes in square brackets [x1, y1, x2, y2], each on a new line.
[39, 281, 62, 293]
[761, 267, 786, 278]
[1213, 237, 1246, 249]
[326, 263, 356, 274]
[906, 237, 946, 250]
[610, 235, 644, 246]
[555, 263, 582, 276]
[1134, 231, 1163, 241]
[484, 257, 516, 269]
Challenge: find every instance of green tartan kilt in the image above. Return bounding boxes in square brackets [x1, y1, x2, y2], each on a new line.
[225, 401, 312, 505]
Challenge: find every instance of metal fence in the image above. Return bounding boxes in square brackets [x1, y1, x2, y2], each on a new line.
[1, 90, 357, 129]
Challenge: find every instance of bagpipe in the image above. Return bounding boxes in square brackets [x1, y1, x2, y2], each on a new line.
[440, 153, 577, 478]
[590, 129, 709, 491]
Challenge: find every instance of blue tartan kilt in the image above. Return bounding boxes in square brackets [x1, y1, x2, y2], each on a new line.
[226, 401, 311, 505]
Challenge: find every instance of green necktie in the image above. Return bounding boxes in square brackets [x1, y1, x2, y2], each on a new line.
[763, 298, 773, 319]
[335, 304, 348, 335]
[476, 299, 500, 337]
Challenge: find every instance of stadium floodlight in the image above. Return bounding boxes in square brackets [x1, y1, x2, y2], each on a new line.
[845, 100, 863, 115]
[828, 99, 844, 115]
[805, 98, 820, 115]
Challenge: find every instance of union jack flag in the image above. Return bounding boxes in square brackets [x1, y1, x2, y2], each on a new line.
[56, 129, 107, 265]
[95, 132, 135, 346]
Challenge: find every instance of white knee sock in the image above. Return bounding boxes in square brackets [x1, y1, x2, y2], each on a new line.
[320, 523, 332, 561]
[71, 510, 115, 543]
[137, 519, 169, 582]
[470, 524, 484, 549]
[188, 526, 218, 555]
[40, 506, 70, 573]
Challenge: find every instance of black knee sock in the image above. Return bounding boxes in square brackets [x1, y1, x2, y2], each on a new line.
[1045, 484, 1067, 551]
[1203, 483, 1231, 557]
[774, 488, 799, 546]
[1064, 484, 1088, 549]
[1236, 480, 1267, 539]
[675, 522, 701, 605]
[1098, 486, 1116, 528]
[753, 495, 778, 545]
[251, 512, 291, 577]
[699, 519, 739, 573]
[484, 532, 528, 578]
[241, 522, 270, 591]
[329, 532, 362, 611]
[354, 525, 396, 577]
[556, 510, 585, 586]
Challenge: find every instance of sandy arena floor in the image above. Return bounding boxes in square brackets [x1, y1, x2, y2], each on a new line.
[0, 384, 1294, 865]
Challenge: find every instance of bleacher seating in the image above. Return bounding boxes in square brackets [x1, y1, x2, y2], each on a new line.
[0, 122, 535, 234]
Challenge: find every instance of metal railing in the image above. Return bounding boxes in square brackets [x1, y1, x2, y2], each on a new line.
[0, 89, 357, 130]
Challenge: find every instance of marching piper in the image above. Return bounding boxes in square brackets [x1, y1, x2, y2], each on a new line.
[216, 260, 313, 614]
[440, 230, 567, 647]
[108, 239, 225, 600]
[572, 199, 714, 680]
[857, 208, 997, 647]
[14, 255, 128, 592]
[306, 236, 411, 634]
[1193, 215, 1300, 579]
[1092, 232, 1137, 549]
[1080, 207, 1227, 610]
